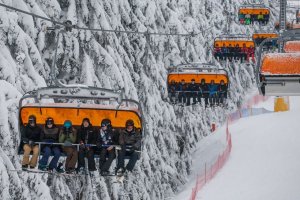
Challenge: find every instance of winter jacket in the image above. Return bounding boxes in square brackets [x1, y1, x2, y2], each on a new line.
[257, 14, 264, 20]
[233, 46, 241, 54]
[188, 83, 199, 92]
[169, 83, 178, 93]
[59, 127, 77, 144]
[77, 125, 97, 145]
[40, 126, 59, 142]
[97, 128, 118, 147]
[221, 47, 229, 53]
[119, 129, 141, 150]
[208, 84, 218, 96]
[22, 125, 42, 143]
[178, 83, 188, 92]
[199, 83, 208, 94]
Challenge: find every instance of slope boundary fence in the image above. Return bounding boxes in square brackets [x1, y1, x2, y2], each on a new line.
[189, 94, 269, 200]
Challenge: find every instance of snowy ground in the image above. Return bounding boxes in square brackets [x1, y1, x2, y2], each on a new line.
[193, 96, 300, 200]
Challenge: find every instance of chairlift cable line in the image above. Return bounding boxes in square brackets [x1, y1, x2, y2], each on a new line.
[0, 2, 197, 37]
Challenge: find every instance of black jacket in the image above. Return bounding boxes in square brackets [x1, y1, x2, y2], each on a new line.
[77, 126, 97, 145]
[119, 128, 141, 150]
[199, 83, 209, 94]
[188, 83, 199, 92]
[169, 83, 177, 93]
[22, 125, 42, 143]
[40, 126, 59, 142]
[97, 128, 118, 147]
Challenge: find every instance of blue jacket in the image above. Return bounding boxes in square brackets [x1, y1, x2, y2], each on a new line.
[208, 84, 218, 96]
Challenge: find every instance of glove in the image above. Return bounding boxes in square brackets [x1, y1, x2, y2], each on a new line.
[64, 141, 72, 147]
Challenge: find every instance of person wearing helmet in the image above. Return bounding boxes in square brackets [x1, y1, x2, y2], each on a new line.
[188, 79, 199, 105]
[97, 119, 118, 175]
[116, 119, 141, 175]
[38, 117, 62, 172]
[21, 115, 42, 169]
[76, 118, 97, 173]
[168, 80, 178, 104]
[218, 80, 228, 105]
[178, 79, 187, 105]
[59, 120, 78, 173]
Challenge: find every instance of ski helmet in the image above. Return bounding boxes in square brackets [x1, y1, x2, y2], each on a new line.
[101, 119, 111, 127]
[125, 119, 134, 127]
[63, 120, 72, 128]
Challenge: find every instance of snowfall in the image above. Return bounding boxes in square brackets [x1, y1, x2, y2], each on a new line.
[176, 96, 300, 200]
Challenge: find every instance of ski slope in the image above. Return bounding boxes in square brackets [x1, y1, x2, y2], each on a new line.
[194, 96, 300, 200]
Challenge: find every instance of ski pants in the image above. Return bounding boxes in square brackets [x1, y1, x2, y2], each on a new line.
[22, 144, 39, 167]
[39, 146, 61, 170]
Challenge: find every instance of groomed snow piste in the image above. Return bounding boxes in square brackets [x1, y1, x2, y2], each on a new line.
[189, 96, 300, 200]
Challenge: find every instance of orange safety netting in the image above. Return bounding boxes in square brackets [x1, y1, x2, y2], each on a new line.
[214, 40, 254, 48]
[167, 73, 228, 84]
[252, 33, 277, 39]
[261, 53, 300, 74]
[284, 41, 300, 53]
[239, 8, 269, 15]
[20, 104, 142, 128]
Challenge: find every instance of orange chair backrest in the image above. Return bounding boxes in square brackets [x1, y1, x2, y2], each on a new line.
[252, 33, 278, 39]
[214, 40, 254, 48]
[20, 104, 142, 129]
[239, 8, 269, 15]
[261, 53, 300, 75]
[284, 41, 300, 53]
[168, 73, 228, 84]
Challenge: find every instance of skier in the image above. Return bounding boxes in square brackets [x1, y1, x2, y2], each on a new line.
[97, 119, 118, 175]
[188, 79, 199, 105]
[168, 80, 178, 103]
[221, 43, 229, 61]
[218, 80, 228, 105]
[38, 117, 62, 172]
[257, 12, 264, 25]
[245, 12, 251, 25]
[208, 80, 218, 106]
[178, 79, 188, 105]
[21, 115, 42, 169]
[241, 43, 248, 62]
[214, 44, 222, 60]
[116, 120, 141, 175]
[77, 118, 97, 173]
[59, 120, 78, 173]
[247, 45, 255, 62]
[199, 79, 209, 107]
[233, 44, 241, 61]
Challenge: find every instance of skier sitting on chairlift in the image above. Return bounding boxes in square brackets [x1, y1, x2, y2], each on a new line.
[188, 79, 199, 105]
[21, 115, 42, 169]
[116, 120, 141, 175]
[97, 119, 118, 175]
[169, 80, 178, 103]
[59, 120, 78, 173]
[38, 117, 62, 172]
[208, 80, 218, 106]
[77, 118, 97, 173]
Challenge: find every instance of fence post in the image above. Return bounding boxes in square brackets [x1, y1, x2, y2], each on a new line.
[205, 162, 207, 183]
[218, 155, 220, 169]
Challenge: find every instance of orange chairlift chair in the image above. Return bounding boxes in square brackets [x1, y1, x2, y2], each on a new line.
[256, 29, 300, 96]
[18, 86, 144, 159]
[238, 4, 270, 25]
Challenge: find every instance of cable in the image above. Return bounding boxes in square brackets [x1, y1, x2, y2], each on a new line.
[0, 2, 195, 37]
